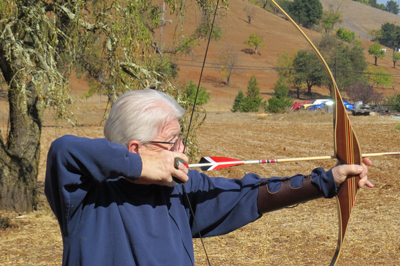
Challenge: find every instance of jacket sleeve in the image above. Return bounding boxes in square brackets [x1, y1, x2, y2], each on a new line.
[44, 135, 142, 235]
[184, 171, 263, 238]
[185, 168, 336, 238]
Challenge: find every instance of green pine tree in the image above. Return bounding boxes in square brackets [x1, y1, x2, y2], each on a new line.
[232, 90, 245, 112]
[242, 75, 264, 112]
[231, 75, 266, 112]
[267, 75, 293, 113]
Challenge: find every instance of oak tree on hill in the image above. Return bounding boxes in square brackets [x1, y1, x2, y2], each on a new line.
[368, 29, 383, 41]
[321, 11, 342, 34]
[367, 0, 386, 10]
[257, 0, 269, 9]
[386, 0, 400, 14]
[379, 23, 400, 52]
[244, 5, 256, 24]
[276, 51, 300, 98]
[368, 43, 386, 66]
[218, 45, 240, 86]
[393, 52, 400, 68]
[0, 0, 215, 212]
[287, 0, 323, 29]
[366, 65, 392, 87]
[336, 28, 356, 43]
[244, 34, 266, 55]
[293, 50, 324, 95]
[316, 34, 367, 93]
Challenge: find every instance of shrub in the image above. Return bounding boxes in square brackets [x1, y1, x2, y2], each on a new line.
[392, 123, 400, 131]
[395, 94, 400, 112]
[0, 216, 12, 230]
[184, 80, 210, 106]
[383, 94, 400, 112]
[346, 80, 384, 104]
[336, 28, 356, 43]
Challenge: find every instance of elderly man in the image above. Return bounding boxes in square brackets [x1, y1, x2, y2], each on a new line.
[45, 89, 373, 266]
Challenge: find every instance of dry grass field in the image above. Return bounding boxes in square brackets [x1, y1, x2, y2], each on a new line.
[1, 0, 400, 265]
[0, 106, 399, 265]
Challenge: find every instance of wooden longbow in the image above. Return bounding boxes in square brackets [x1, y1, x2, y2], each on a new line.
[181, 1, 369, 264]
[268, 1, 363, 265]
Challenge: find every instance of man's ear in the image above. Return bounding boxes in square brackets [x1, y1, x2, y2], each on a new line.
[128, 140, 141, 154]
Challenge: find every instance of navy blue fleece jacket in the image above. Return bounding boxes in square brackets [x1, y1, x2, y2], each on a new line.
[45, 135, 336, 266]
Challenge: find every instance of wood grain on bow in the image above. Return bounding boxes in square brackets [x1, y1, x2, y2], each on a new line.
[268, 1, 363, 265]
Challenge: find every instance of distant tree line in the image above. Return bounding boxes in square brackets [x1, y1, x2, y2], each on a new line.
[230, 0, 400, 113]
[366, 0, 399, 14]
[276, 34, 393, 105]
[371, 23, 400, 52]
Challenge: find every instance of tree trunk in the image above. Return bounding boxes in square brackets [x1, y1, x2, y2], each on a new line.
[394, 60, 397, 68]
[0, 50, 42, 212]
[255, 46, 258, 54]
[375, 56, 378, 66]
[306, 83, 312, 95]
[226, 74, 231, 86]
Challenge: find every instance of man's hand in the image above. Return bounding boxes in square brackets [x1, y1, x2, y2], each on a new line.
[331, 157, 374, 188]
[138, 151, 189, 186]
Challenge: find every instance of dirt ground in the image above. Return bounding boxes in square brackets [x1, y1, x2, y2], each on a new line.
[1, 109, 400, 265]
[1, 0, 400, 265]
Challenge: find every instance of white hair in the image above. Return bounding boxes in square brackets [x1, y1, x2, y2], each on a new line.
[104, 89, 185, 147]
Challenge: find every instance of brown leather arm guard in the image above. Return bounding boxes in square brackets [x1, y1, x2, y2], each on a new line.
[257, 175, 325, 214]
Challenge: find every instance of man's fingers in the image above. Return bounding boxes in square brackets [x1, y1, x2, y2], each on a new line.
[362, 157, 373, 166]
[172, 152, 189, 166]
[332, 158, 373, 188]
[172, 155, 189, 184]
[358, 175, 374, 188]
[172, 168, 189, 183]
[342, 165, 364, 176]
[139, 150, 189, 186]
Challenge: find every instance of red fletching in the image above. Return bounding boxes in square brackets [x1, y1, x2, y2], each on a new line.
[199, 157, 244, 171]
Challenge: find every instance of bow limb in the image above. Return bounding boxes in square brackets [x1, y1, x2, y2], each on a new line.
[330, 79, 362, 266]
[268, 1, 363, 265]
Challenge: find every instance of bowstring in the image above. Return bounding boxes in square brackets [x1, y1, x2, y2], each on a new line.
[183, 0, 220, 148]
[180, 0, 220, 265]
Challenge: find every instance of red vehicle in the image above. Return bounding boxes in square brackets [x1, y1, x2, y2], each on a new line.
[291, 101, 311, 111]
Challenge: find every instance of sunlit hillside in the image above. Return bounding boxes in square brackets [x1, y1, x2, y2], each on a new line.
[155, 0, 400, 111]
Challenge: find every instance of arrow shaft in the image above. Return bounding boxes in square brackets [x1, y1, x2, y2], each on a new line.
[188, 152, 399, 169]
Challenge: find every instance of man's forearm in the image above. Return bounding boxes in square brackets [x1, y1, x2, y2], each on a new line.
[257, 169, 336, 214]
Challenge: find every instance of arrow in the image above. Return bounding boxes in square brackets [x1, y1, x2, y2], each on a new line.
[187, 152, 400, 171]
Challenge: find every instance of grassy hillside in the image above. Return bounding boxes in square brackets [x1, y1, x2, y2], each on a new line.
[158, 0, 400, 111]
[319, 0, 400, 40]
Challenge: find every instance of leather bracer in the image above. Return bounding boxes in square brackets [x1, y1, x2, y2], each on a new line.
[257, 175, 325, 214]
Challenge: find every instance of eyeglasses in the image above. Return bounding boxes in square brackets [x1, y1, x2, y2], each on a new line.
[147, 133, 184, 151]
